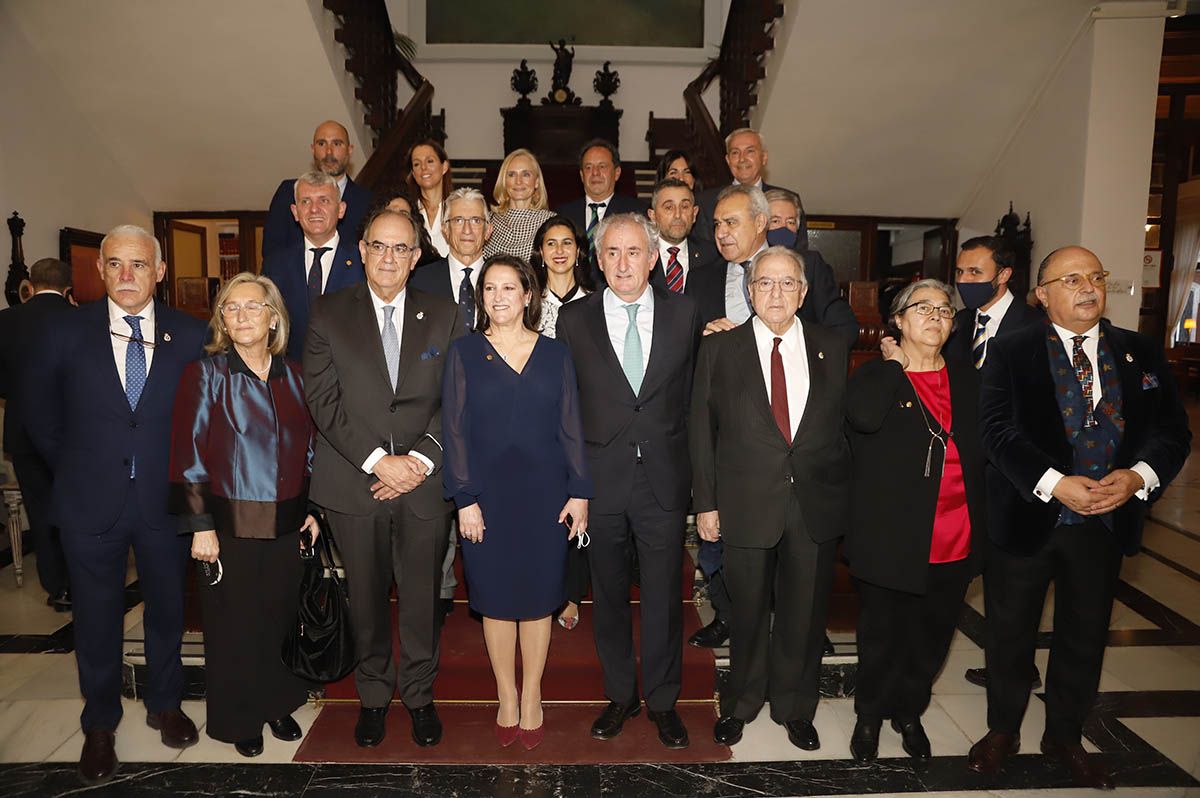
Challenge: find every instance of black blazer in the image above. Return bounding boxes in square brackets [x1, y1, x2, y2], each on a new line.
[407, 257, 453, 300]
[845, 357, 986, 594]
[304, 282, 463, 519]
[946, 295, 1042, 364]
[555, 193, 648, 237]
[690, 319, 851, 549]
[685, 247, 858, 347]
[981, 319, 1191, 556]
[693, 181, 805, 244]
[556, 286, 702, 514]
[262, 176, 372, 260]
[0, 292, 74, 456]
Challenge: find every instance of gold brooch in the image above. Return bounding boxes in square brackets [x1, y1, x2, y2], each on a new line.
[486, 354, 494, 361]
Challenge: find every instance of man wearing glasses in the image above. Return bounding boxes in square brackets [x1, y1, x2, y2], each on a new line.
[304, 208, 462, 749]
[23, 225, 207, 784]
[410, 187, 493, 337]
[263, 170, 365, 362]
[968, 246, 1190, 789]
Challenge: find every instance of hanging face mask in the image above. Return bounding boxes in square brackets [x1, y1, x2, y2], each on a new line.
[765, 226, 798, 249]
[957, 279, 998, 311]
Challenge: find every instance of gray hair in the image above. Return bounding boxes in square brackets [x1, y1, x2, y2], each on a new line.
[715, 183, 769, 220]
[724, 127, 763, 152]
[594, 212, 659, 256]
[100, 224, 162, 265]
[443, 187, 489, 222]
[293, 170, 339, 202]
[763, 187, 804, 215]
[889, 278, 955, 320]
[748, 245, 807, 287]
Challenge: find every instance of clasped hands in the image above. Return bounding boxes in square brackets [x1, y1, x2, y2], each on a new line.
[1051, 470, 1144, 516]
[457, 497, 590, 544]
[371, 454, 428, 501]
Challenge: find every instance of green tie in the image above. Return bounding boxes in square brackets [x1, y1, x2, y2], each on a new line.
[622, 303, 643, 394]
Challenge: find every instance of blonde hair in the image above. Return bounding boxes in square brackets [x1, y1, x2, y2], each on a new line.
[206, 273, 290, 356]
[493, 148, 548, 211]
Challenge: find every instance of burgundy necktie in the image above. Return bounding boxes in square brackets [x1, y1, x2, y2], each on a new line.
[771, 337, 791, 443]
[664, 246, 683, 293]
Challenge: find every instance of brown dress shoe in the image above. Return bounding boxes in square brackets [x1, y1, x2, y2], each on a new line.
[79, 730, 118, 785]
[1041, 739, 1115, 790]
[968, 730, 1019, 774]
[146, 708, 199, 749]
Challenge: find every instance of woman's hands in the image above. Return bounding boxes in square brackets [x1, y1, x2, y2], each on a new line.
[880, 336, 909, 369]
[300, 514, 321, 551]
[458, 503, 486, 543]
[559, 497, 589, 541]
[191, 530, 219, 563]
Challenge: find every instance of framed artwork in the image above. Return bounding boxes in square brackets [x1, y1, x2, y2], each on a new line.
[176, 277, 210, 311]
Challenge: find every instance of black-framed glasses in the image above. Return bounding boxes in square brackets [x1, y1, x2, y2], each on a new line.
[1038, 270, 1109, 289]
[109, 329, 158, 348]
[365, 241, 416, 259]
[901, 302, 955, 319]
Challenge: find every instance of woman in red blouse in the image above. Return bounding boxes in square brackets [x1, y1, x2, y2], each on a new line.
[845, 279, 987, 762]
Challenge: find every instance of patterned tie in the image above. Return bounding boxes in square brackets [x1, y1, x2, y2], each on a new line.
[622, 303, 643, 395]
[972, 313, 990, 369]
[124, 315, 147, 479]
[664, 246, 684, 293]
[308, 246, 330, 305]
[771, 337, 791, 443]
[586, 202, 604, 260]
[459, 267, 475, 332]
[381, 306, 400, 391]
[1072, 335, 1097, 428]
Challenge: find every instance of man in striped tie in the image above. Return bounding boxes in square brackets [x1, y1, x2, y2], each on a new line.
[647, 178, 720, 295]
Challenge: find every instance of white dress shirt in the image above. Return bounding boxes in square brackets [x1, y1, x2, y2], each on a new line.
[420, 202, 450, 258]
[1032, 322, 1159, 503]
[448, 254, 484, 297]
[724, 242, 767, 324]
[751, 316, 809, 437]
[359, 287, 435, 476]
[974, 287, 1014, 346]
[335, 174, 348, 197]
[303, 232, 339, 293]
[586, 193, 615, 226]
[658, 240, 691, 287]
[108, 298, 156, 390]
[603, 285, 654, 374]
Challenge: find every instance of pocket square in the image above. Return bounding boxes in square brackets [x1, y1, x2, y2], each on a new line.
[1142, 372, 1160, 390]
[420, 347, 441, 361]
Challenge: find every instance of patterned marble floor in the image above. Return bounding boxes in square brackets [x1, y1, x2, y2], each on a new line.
[0, 405, 1198, 797]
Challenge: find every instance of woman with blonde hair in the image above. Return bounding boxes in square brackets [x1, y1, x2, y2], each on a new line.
[483, 148, 555, 262]
[169, 272, 319, 758]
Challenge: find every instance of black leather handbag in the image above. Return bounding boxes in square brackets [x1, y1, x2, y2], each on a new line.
[281, 518, 357, 682]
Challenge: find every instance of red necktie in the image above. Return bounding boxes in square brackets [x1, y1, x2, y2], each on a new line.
[771, 337, 791, 443]
[664, 246, 683, 293]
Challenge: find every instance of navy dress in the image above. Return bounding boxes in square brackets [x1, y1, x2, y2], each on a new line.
[442, 333, 593, 619]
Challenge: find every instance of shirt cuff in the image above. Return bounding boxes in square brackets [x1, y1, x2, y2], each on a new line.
[1034, 468, 1065, 503]
[1130, 461, 1160, 501]
[361, 447, 387, 474]
[409, 450, 434, 476]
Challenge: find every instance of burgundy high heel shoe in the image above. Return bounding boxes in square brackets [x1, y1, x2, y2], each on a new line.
[495, 721, 519, 748]
[518, 722, 545, 750]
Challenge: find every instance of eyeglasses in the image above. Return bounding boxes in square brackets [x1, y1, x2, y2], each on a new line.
[219, 301, 270, 317]
[365, 241, 416, 259]
[901, 302, 955, 319]
[109, 329, 158, 349]
[1038, 270, 1109, 289]
[750, 277, 803, 293]
[447, 216, 486, 228]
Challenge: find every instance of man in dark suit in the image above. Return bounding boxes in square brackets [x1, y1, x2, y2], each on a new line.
[556, 212, 702, 749]
[262, 120, 372, 259]
[24, 226, 207, 784]
[262, 171, 365, 362]
[555, 139, 648, 281]
[0, 258, 75, 610]
[408, 187, 491, 337]
[646, 178, 720, 294]
[304, 208, 461, 749]
[967, 246, 1191, 790]
[948, 235, 1044, 691]
[693, 128, 804, 246]
[691, 246, 850, 751]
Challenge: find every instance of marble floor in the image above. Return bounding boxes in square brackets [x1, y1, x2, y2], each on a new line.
[0, 407, 1198, 797]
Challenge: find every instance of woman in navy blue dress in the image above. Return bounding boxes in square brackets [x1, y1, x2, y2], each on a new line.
[442, 254, 593, 750]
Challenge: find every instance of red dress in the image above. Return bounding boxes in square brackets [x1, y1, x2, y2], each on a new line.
[907, 367, 971, 564]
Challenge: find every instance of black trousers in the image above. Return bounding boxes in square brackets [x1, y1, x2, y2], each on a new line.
[722, 496, 836, 723]
[854, 558, 971, 721]
[327, 504, 450, 709]
[984, 519, 1123, 744]
[62, 493, 189, 732]
[12, 451, 68, 596]
[199, 532, 309, 742]
[588, 465, 685, 712]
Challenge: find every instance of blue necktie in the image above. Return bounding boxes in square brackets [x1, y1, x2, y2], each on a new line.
[124, 315, 146, 478]
[459, 267, 475, 332]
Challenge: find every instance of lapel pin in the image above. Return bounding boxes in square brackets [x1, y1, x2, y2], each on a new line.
[162, 332, 171, 342]
[486, 353, 494, 361]
[345, 259, 352, 266]
[1125, 353, 1133, 363]
[416, 311, 425, 320]
[817, 351, 824, 359]
[905, 400, 912, 408]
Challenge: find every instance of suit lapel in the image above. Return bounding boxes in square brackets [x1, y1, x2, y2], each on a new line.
[136, 302, 178, 412]
[733, 323, 781, 443]
[583, 294, 634, 400]
[788, 321, 822, 447]
[638, 290, 673, 399]
[1102, 321, 1144, 451]
[91, 302, 128, 413]
[395, 289, 429, 396]
[326, 239, 360, 294]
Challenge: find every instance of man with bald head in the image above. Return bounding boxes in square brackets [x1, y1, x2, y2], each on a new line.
[263, 120, 373, 259]
[968, 246, 1190, 789]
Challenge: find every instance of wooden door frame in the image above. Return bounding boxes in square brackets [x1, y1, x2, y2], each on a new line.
[807, 214, 959, 283]
[153, 210, 268, 305]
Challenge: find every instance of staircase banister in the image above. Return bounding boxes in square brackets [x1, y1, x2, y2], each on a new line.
[356, 80, 435, 190]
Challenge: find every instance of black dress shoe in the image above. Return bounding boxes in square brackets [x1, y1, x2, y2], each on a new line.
[146, 708, 198, 749]
[688, 618, 729, 648]
[823, 635, 835, 656]
[267, 715, 302, 741]
[590, 700, 641, 739]
[713, 715, 745, 746]
[355, 705, 388, 748]
[407, 703, 442, 746]
[783, 718, 820, 751]
[891, 717, 932, 759]
[46, 589, 71, 612]
[647, 709, 689, 749]
[964, 666, 1042, 690]
[79, 730, 117, 785]
[850, 716, 881, 761]
[235, 735, 264, 757]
